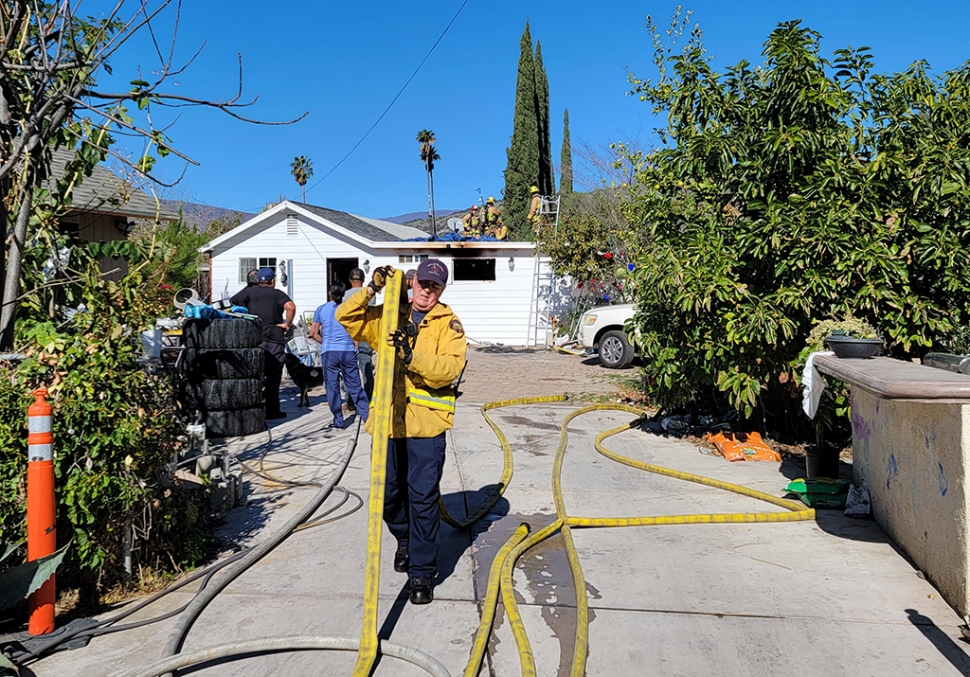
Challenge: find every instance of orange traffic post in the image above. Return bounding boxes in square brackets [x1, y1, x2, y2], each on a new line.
[27, 387, 56, 636]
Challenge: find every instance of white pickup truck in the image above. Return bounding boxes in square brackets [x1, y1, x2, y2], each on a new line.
[578, 303, 636, 368]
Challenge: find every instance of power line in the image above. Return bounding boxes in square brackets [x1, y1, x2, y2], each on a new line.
[302, 0, 471, 198]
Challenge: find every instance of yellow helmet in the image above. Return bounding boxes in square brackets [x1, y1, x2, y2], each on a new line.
[486, 196, 495, 204]
[529, 185, 539, 194]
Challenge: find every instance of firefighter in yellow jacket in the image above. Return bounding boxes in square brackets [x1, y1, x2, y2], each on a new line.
[335, 258, 467, 605]
[527, 185, 542, 232]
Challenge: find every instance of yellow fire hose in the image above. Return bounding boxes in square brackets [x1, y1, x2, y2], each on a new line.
[439, 396, 567, 529]
[349, 286, 815, 677]
[351, 269, 404, 677]
[458, 400, 815, 677]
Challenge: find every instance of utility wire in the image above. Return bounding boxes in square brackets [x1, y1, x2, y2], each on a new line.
[302, 0, 471, 198]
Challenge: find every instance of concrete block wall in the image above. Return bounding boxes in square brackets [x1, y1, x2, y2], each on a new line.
[850, 390, 970, 616]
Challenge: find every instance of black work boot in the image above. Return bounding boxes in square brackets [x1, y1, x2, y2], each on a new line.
[409, 576, 433, 605]
[393, 546, 409, 573]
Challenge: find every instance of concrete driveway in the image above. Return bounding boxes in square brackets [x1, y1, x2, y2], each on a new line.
[28, 381, 970, 676]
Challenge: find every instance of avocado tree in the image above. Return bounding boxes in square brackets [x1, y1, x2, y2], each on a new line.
[623, 11, 970, 431]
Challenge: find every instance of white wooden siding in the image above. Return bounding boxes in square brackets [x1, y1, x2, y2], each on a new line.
[209, 213, 556, 345]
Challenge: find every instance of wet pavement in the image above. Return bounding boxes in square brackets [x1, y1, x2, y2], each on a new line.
[27, 363, 970, 676]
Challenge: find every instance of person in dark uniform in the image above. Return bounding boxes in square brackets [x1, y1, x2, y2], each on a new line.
[230, 267, 296, 419]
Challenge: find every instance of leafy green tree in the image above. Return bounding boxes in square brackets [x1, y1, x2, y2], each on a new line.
[290, 156, 313, 202]
[416, 129, 441, 238]
[535, 42, 553, 196]
[560, 109, 573, 195]
[623, 13, 970, 434]
[504, 21, 539, 239]
[0, 1, 304, 347]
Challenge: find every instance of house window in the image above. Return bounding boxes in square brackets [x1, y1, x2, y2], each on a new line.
[453, 258, 495, 282]
[238, 257, 277, 283]
[238, 258, 256, 283]
[398, 254, 429, 264]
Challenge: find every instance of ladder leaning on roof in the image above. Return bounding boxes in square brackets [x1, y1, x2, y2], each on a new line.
[526, 254, 554, 346]
[542, 193, 562, 237]
[526, 193, 562, 346]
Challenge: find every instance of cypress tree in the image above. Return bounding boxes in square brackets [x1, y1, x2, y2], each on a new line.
[560, 108, 573, 195]
[504, 20, 539, 238]
[535, 41, 553, 196]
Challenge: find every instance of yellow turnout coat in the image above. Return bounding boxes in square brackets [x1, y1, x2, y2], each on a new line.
[336, 288, 468, 439]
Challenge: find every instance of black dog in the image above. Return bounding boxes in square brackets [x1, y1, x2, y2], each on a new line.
[284, 354, 323, 407]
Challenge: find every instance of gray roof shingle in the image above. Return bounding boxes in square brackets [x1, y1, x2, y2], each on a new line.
[44, 148, 179, 221]
[297, 203, 405, 241]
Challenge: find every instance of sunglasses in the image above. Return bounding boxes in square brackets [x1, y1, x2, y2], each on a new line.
[417, 279, 443, 293]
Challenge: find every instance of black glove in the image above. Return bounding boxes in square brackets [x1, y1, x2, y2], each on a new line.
[388, 323, 417, 365]
[369, 265, 395, 294]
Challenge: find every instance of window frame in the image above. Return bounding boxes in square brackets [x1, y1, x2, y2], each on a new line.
[452, 258, 496, 282]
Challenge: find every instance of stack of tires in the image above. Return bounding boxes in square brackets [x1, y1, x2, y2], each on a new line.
[180, 318, 265, 438]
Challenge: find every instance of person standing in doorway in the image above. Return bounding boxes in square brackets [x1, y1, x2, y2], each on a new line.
[312, 282, 369, 429]
[336, 259, 467, 605]
[230, 267, 295, 419]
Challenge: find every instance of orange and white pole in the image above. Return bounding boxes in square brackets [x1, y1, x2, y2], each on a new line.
[27, 387, 56, 636]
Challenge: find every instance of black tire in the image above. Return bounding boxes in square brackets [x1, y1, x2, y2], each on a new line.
[205, 406, 266, 438]
[598, 329, 634, 369]
[183, 348, 264, 379]
[182, 318, 262, 350]
[181, 378, 264, 410]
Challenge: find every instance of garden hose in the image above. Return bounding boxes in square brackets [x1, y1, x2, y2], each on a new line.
[158, 417, 363, 677]
[461, 400, 815, 677]
[119, 636, 451, 677]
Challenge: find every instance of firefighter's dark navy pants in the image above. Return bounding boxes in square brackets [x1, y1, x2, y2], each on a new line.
[384, 434, 447, 578]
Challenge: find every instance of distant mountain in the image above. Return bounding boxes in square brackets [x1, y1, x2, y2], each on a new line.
[381, 209, 464, 225]
[162, 199, 254, 231]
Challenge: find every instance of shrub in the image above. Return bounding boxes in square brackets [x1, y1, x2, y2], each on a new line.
[622, 15, 970, 436]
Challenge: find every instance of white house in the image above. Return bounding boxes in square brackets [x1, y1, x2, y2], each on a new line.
[199, 200, 568, 345]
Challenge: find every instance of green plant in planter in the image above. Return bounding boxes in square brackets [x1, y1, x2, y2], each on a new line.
[798, 318, 879, 359]
[793, 317, 878, 436]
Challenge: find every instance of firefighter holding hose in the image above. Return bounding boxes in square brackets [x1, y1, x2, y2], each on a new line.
[336, 259, 467, 605]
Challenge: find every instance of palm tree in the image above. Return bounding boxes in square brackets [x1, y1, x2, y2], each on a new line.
[416, 130, 440, 239]
[290, 156, 313, 203]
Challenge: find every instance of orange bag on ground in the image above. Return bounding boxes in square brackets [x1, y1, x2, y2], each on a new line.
[703, 431, 781, 462]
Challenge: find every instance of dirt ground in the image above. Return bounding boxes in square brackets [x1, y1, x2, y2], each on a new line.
[457, 346, 632, 403]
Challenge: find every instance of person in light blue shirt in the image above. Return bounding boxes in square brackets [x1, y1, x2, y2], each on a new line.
[310, 282, 369, 429]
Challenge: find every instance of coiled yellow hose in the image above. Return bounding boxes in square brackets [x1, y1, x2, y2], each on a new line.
[461, 400, 815, 677]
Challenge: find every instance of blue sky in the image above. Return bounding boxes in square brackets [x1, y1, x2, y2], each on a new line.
[98, 1, 970, 219]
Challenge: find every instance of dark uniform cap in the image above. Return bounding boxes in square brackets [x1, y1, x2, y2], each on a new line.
[416, 258, 448, 287]
[257, 267, 275, 282]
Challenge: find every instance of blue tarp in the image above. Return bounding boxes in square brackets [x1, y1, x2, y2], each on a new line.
[404, 232, 501, 242]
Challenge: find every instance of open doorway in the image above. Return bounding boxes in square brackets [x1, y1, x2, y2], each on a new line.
[327, 258, 359, 290]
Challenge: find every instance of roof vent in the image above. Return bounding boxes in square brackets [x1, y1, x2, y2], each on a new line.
[286, 215, 299, 237]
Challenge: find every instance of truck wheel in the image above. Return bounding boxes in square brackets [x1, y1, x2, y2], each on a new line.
[204, 406, 266, 438]
[181, 378, 264, 409]
[598, 330, 634, 369]
[182, 348, 264, 379]
[182, 318, 262, 350]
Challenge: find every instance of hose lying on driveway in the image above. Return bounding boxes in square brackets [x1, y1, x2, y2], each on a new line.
[460, 400, 816, 677]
